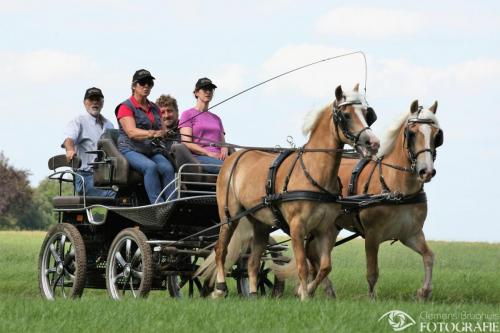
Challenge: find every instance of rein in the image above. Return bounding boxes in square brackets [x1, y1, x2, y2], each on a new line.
[178, 51, 368, 128]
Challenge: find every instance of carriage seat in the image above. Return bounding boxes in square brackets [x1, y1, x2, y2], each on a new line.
[52, 195, 116, 209]
[93, 129, 143, 188]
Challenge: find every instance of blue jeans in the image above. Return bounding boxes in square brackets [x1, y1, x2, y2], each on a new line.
[194, 155, 223, 174]
[75, 171, 116, 198]
[122, 150, 176, 204]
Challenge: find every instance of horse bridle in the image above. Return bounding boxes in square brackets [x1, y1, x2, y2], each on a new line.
[404, 117, 444, 172]
[332, 97, 377, 149]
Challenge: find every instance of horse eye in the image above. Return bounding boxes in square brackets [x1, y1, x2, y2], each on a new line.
[342, 112, 352, 119]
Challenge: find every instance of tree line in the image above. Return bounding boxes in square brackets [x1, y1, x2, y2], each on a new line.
[0, 152, 72, 230]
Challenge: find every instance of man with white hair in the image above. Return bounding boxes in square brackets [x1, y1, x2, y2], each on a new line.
[62, 87, 115, 197]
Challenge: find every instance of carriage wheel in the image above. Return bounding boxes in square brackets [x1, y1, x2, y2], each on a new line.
[235, 236, 286, 297]
[106, 228, 153, 300]
[166, 256, 210, 298]
[38, 223, 87, 300]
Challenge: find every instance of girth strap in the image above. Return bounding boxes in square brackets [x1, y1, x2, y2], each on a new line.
[265, 150, 295, 235]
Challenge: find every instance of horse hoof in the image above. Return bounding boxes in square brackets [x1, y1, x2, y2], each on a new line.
[417, 288, 432, 301]
[324, 288, 337, 299]
[210, 289, 227, 299]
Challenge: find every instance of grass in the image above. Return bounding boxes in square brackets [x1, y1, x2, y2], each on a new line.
[0, 231, 499, 333]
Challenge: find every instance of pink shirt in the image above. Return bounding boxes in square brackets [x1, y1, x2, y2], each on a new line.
[179, 108, 224, 154]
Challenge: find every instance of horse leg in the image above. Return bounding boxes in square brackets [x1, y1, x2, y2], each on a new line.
[247, 220, 270, 297]
[289, 221, 309, 301]
[401, 231, 434, 301]
[305, 235, 336, 298]
[213, 220, 239, 298]
[305, 226, 338, 297]
[365, 233, 381, 300]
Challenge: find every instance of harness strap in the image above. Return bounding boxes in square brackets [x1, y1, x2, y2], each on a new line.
[265, 150, 295, 234]
[348, 158, 371, 195]
[377, 158, 392, 193]
[362, 162, 378, 194]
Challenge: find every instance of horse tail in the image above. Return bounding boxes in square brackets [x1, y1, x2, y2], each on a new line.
[194, 218, 254, 286]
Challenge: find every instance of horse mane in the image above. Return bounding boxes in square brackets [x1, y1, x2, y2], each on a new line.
[302, 104, 330, 136]
[302, 91, 368, 136]
[377, 106, 440, 157]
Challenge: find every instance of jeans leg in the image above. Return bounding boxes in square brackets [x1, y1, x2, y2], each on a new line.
[123, 150, 162, 204]
[151, 154, 176, 200]
[194, 155, 223, 174]
[75, 172, 115, 197]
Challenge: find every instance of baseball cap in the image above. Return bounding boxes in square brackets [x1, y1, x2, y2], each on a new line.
[84, 87, 104, 100]
[195, 77, 217, 90]
[133, 69, 156, 83]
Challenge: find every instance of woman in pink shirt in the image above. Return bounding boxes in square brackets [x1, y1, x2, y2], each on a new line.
[179, 78, 228, 174]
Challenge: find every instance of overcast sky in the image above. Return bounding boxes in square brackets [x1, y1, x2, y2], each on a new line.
[1, 0, 499, 241]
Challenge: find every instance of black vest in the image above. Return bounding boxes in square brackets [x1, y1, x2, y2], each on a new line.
[115, 98, 162, 156]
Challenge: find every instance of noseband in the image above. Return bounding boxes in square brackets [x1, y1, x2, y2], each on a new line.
[332, 97, 377, 149]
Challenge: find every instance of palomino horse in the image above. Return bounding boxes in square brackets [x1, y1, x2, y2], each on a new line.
[210, 84, 380, 300]
[275, 100, 443, 300]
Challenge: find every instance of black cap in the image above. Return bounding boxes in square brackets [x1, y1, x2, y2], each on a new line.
[84, 87, 104, 100]
[133, 69, 155, 82]
[195, 77, 217, 90]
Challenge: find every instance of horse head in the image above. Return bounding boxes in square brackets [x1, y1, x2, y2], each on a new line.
[405, 100, 443, 183]
[333, 84, 380, 157]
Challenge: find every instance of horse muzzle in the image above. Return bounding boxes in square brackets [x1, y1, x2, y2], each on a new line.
[418, 167, 436, 183]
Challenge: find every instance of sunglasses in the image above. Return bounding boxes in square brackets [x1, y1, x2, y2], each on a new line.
[137, 79, 154, 87]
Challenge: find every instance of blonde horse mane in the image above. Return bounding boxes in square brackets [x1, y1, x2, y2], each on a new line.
[377, 106, 440, 158]
[302, 91, 368, 137]
[302, 105, 330, 136]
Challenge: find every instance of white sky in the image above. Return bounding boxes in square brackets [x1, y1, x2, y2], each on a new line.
[1, 0, 499, 241]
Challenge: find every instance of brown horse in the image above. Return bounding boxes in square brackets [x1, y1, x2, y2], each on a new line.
[274, 100, 443, 300]
[210, 84, 380, 300]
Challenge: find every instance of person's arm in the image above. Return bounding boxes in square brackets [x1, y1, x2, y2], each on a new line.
[220, 133, 228, 160]
[63, 138, 77, 162]
[180, 127, 219, 158]
[119, 116, 165, 140]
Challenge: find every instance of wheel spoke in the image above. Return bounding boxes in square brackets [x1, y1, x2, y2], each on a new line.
[59, 235, 67, 260]
[125, 239, 132, 262]
[64, 249, 75, 266]
[45, 267, 56, 277]
[193, 277, 203, 292]
[259, 282, 266, 295]
[188, 279, 194, 297]
[111, 272, 125, 285]
[61, 273, 66, 298]
[51, 273, 62, 294]
[131, 269, 143, 279]
[262, 277, 274, 289]
[131, 248, 141, 266]
[64, 268, 75, 282]
[129, 277, 137, 297]
[115, 251, 127, 267]
[122, 276, 129, 294]
[179, 277, 188, 289]
[49, 244, 61, 263]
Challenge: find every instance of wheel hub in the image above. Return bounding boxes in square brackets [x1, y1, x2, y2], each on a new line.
[124, 265, 131, 278]
[56, 262, 64, 275]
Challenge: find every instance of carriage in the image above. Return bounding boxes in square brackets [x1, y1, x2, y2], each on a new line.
[38, 129, 287, 300]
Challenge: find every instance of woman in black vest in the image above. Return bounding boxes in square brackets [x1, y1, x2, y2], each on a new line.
[116, 69, 176, 203]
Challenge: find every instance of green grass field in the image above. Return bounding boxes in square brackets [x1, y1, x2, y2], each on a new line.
[1, 231, 498, 333]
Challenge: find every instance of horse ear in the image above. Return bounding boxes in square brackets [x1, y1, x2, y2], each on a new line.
[335, 85, 343, 102]
[353, 83, 359, 92]
[410, 100, 419, 114]
[429, 101, 438, 114]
